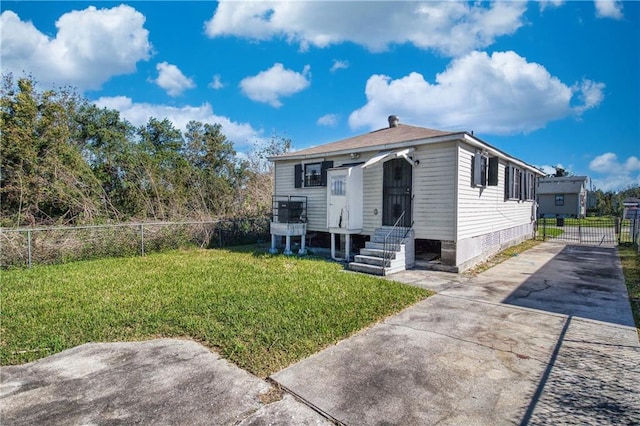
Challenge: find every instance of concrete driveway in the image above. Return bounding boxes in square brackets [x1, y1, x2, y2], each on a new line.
[272, 243, 640, 425]
[2, 242, 639, 425]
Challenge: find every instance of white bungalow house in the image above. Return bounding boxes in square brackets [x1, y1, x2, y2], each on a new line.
[268, 116, 545, 274]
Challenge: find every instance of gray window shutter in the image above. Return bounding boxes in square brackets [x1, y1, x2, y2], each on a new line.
[294, 164, 302, 188]
[505, 166, 511, 199]
[320, 161, 333, 186]
[472, 153, 482, 186]
[488, 157, 499, 186]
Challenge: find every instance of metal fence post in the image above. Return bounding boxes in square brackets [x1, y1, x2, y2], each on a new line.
[578, 221, 582, 244]
[27, 229, 32, 268]
[140, 223, 145, 256]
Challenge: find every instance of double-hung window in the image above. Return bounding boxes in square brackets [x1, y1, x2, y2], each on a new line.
[505, 165, 522, 200]
[304, 163, 322, 187]
[472, 153, 499, 187]
[294, 161, 333, 188]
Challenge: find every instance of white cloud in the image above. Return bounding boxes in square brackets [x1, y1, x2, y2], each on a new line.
[590, 153, 640, 173]
[208, 74, 224, 90]
[239, 63, 310, 108]
[539, 0, 565, 12]
[330, 60, 349, 73]
[594, 0, 623, 19]
[317, 114, 339, 127]
[0, 6, 151, 91]
[205, 1, 526, 56]
[589, 153, 617, 173]
[94, 96, 264, 150]
[152, 62, 195, 97]
[348, 51, 605, 135]
[591, 174, 640, 192]
[589, 153, 640, 191]
[573, 79, 605, 114]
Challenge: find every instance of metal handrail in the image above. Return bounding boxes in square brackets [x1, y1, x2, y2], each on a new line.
[382, 211, 413, 276]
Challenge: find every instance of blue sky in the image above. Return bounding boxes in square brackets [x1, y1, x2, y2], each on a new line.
[1, 1, 638, 191]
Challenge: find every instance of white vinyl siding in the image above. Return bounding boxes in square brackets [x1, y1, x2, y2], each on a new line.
[456, 143, 535, 241]
[274, 156, 352, 232]
[362, 164, 382, 234]
[412, 143, 457, 240]
[275, 160, 327, 231]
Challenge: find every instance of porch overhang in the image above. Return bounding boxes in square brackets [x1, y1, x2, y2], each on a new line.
[361, 148, 416, 169]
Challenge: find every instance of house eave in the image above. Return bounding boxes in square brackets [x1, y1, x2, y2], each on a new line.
[268, 131, 544, 177]
[268, 132, 467, 162]
[461, 134, 545, 176]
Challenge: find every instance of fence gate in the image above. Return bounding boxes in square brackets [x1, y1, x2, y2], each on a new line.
[537, 216, 639, 247]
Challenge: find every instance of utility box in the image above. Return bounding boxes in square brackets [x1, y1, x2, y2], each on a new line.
[278, 201, 304, 223]
[327, 165, 363, 233]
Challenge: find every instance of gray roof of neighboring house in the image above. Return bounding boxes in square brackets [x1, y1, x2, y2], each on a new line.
[623, 197, 640, 206]
[537, 176, 588, 195]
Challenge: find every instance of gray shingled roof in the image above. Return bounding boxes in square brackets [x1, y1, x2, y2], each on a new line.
[537, 176, 588, 194]
[272, 124, 458, 159]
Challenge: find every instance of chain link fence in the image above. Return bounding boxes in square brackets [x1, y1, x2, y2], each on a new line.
[1, 217, 270, 269]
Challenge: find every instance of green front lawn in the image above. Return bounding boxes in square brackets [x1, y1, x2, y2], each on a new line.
[1, 247, 430, 377]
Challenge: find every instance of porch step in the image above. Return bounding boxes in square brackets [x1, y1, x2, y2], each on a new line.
[359, 248, 397, 259]
[363, 242, 403, 251]
[349, 226, 414, 276]
[370, 227, 411, 242]
[353, 254, 387, 267]
[348, 262, 385, 276]
[370, 235, 406, 244]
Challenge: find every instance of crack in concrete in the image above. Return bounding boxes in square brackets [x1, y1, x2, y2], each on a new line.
[384, 321, 548, 365]
[511, 280, 552, 300]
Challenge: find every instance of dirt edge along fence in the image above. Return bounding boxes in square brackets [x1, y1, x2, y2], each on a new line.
[1, 217, 270, 269]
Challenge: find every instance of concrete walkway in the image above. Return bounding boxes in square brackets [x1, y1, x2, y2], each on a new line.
[272, 243, 640, 425]
[2, 242, 639, 425]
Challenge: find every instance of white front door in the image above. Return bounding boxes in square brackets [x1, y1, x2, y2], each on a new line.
[327, 171, 347, 229]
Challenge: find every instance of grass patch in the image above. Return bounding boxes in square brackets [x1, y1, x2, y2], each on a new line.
[618, 245, 640, 337]
[537, 216, 618, 227]
[1, 247, 430, 377]
[464, 239, 543, 276]
[537, 227, 564, 239]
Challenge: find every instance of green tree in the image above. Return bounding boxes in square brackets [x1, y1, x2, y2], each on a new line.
[73, 103, 138, 219]
[184, 121, 240, 217]
[136, 117, 189, 219]
[1, 74, 104, 226]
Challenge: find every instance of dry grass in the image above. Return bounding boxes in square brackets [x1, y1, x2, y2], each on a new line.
[464, 239, 543, 276]
[618, 245, 640, 337]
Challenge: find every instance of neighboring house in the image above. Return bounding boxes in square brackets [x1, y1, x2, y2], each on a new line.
[623, 197, 640, 220]
[268, 116, 545, 274]
[537, 176, 588, 218]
